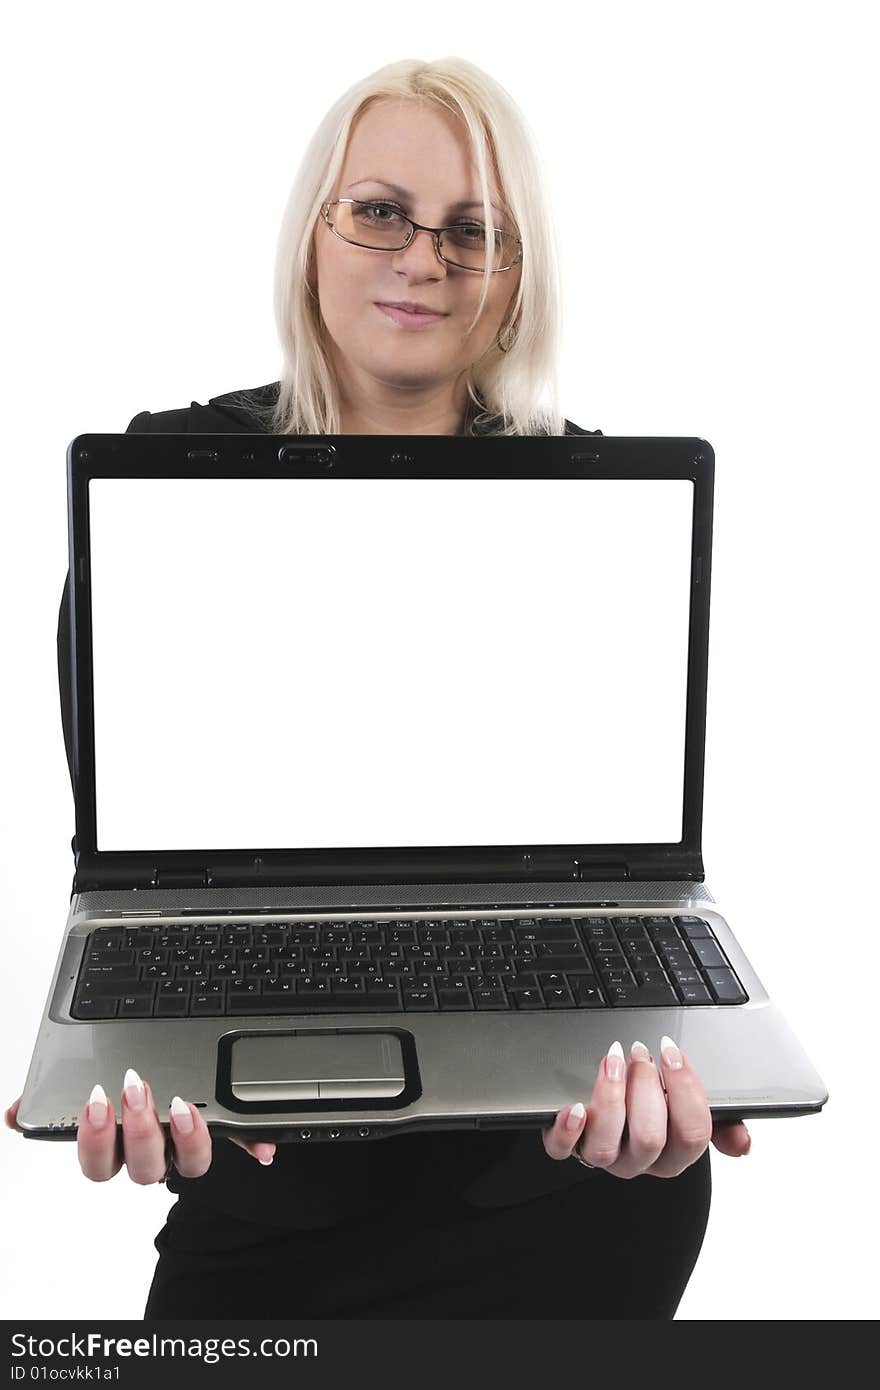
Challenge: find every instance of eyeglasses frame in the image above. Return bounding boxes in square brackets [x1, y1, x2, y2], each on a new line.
[319, 199, 523, 273]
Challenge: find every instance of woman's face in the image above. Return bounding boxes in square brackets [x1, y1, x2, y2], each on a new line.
[313, 98, 521, 397]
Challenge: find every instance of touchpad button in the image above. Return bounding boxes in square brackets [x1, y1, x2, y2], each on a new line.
[230, 1031, 406, 1102]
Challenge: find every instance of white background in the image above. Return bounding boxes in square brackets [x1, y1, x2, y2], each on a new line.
[1, 0, 877, 1323]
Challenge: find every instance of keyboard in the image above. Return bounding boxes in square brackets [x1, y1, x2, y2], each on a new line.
[70, 913, 748, 1020]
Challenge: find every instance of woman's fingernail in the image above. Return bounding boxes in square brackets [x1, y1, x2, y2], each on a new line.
[630, 1040, 651, 1061]
[123, 1067, 147, 1111]
[660, 1035, 684, 1070]
[566, 1102, 585, 1131]
[169, 1095, 194, 1135]
[87, 1083, 108, 1129]
[258, 1154, 274, 1166]
[606, 1040, 625, 1081]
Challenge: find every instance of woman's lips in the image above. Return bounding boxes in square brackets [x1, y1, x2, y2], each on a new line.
[375, 303, 448, 329]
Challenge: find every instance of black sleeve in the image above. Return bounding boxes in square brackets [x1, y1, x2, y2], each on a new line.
[57, 411, 152, 804]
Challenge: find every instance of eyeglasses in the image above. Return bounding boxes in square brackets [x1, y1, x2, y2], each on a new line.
[320, 199, 522, 273]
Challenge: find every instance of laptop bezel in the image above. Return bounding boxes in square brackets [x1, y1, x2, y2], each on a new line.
[66, 431, 713, 892]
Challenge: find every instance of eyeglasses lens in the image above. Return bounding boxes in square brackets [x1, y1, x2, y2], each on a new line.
[331, 200, 518, 271]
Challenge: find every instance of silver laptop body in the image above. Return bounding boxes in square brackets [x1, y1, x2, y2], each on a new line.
[17, 431, 828, 1144]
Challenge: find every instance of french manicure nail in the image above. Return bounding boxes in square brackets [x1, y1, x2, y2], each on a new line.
[630, 1040, 651, 1061]
[87, 1083, 108, 1129]
[170, 1095, 194, 1135]
[123, 1067, 147, 1111]
[606, 1040, 625, 1081]
[660, 1035, 683, 1070]
[258, 1155, 274, 1166]
[566, 1102, 585, 1131]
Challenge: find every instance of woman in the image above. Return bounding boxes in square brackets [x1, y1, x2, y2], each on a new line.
[6, 56, 750, 1319]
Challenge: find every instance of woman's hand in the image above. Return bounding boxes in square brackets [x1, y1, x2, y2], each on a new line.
[542, 1036, 751, 1178]
[5, 1069, 277, 1183]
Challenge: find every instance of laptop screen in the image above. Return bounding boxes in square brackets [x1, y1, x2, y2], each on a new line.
[87, 476, 694, 852]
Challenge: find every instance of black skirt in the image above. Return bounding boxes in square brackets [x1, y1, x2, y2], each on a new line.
[144, 1148, 712, 1320]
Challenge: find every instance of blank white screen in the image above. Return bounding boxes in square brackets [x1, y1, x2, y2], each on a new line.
[88, 476, 694, 851]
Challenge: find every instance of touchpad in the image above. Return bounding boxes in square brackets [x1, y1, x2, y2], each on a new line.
[229, 1031, 406, 1102]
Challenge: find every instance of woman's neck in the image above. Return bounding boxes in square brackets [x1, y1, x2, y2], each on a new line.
[336, 370, 473, 436]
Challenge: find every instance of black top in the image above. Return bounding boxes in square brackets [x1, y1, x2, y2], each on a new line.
[57, 382, 604, 1228]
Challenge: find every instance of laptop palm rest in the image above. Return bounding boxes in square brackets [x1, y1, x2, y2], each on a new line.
[229, 1032, 406, 1102]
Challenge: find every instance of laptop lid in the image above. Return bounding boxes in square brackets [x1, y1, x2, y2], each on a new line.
[66, 432, 714, 893]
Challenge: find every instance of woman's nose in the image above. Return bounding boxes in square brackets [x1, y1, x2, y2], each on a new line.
[391, 226, 446, 271]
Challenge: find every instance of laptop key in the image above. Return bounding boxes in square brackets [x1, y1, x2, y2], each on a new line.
[680, 982, 713, 1004]
[704, 969, 747, 1003]
[155, 996, 189, 1016]
[689, 940, 728, 970]
[571, 983, 605, 1008]
[543, 987, 575, 1007]
[635, 968, 672, 987]
[533, 954, 591, 972]
[437, 989, 473, 1009]
[72, 996, 118, 1019]
[508, 988, 545, 1009]
[86, 949, 135, 965]
[242, 994, 403, 1012]
[473, 989, 511, 1009]
[669, 969, 703, 987]
[82, 964, 141, 984]
[402, 989, 437, 1010]
[119, 994, 155, 1016]
[675, 917, 713, 938]
[191, 994, 224, 1014]
[608, 984, 679, 1007]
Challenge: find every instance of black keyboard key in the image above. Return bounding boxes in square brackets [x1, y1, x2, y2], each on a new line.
[592, 941, 626, 957]
[579, 923, 614, 941]
[508, 988, 545, 1009]
[680, 982, 713, 1004]
[534, 971, 568, 988]
[608, 983, 679, 1007]
[675, 916, 713, 938]
[191, 993, 224, 1015]
[235, 993, 404, 1013]
[82, 964, 140, 984]
[690, 939, 728, 970]
[704, 969, 747, 1003]
[332, 978, 368, 995]
[635, 968, 672, 987]
[86, 949, 135, 965]
[625, 946, 663, 966]
[437, 989, 473, 1009]
[669, 969, 704, 987]
[533, 953, 592, 972]
[119, 991, 156, 1015]
[658, 947, 693, 971]
[72, 996, 118, 1019]
[572, 982, 605, 1008]
[228, 998, 291, 1015]
[543, 987, 575, 1007]
[473, 989, 510, 1009]
[155, 996, 189, 1016]
[402, 990, 437, 1010]
[158, 980, 190, 997]
[615, 923, 650, 940]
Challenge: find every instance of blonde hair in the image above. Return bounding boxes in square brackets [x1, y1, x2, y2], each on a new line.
[230, 56, 566, 436]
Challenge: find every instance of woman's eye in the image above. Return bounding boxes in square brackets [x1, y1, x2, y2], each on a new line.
[358, 201, 401, 220]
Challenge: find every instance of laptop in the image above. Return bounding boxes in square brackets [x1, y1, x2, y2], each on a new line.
[17, 430, 828, 1145]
